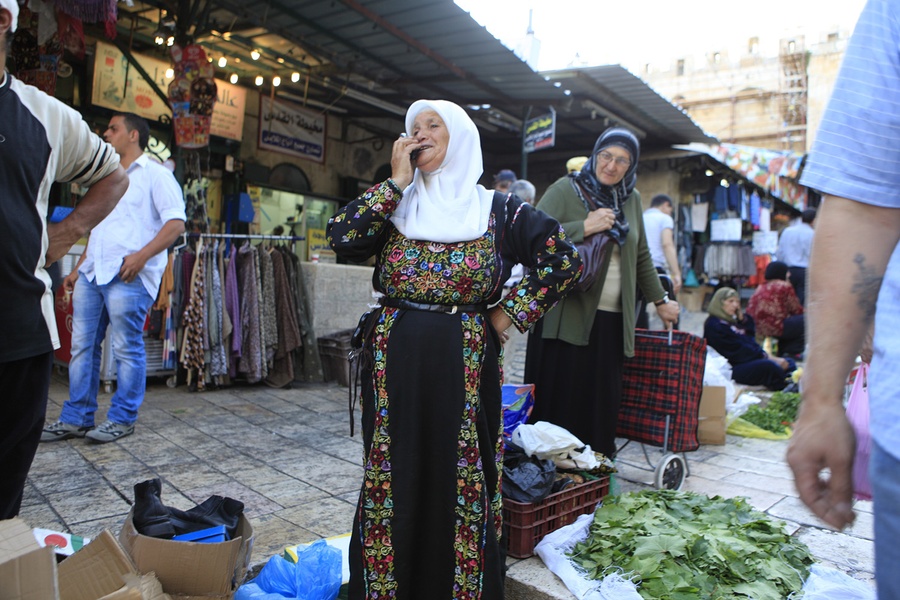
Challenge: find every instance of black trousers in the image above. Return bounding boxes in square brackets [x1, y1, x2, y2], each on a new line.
[0, 351, 53, 519]
[788, 266, 807, 307]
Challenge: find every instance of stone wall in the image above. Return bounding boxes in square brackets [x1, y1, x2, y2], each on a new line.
[301, 261, 376, 338]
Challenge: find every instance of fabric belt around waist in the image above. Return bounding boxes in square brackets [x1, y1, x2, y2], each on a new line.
[379, 297, 487, 315]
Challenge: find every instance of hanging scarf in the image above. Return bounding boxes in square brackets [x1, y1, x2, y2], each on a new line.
[390, 99, 494, 243]
[572, 127, 641, 246]
[708, 287, 741, 322]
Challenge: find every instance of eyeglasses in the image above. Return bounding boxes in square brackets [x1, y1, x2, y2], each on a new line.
[597, 151, 631, 168]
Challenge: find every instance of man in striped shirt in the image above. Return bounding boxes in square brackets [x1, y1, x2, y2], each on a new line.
[0, 0, 128, 519]
[787, 0, 900, 595]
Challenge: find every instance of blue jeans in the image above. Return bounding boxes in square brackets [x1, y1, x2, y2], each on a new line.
[873, 441, 900, 599]
[60, 274, 153, 427]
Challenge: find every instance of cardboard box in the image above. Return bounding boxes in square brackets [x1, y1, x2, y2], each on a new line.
[58, 530, 168, 600]
[118, 510, 254, 599]
[698, 386, 727, 445]
[0, 518, 168, 600]
[0, 518, 58, 600]
[677, 284, 713, 313]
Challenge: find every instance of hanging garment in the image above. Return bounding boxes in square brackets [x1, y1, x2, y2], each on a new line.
[264, 249, 302, 388]
[180, 241, 207, 388]
[236, 243, 263, 383]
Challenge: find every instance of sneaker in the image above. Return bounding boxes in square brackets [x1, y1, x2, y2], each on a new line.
[85, 420, 135, 444]
[40, 421, 93, 442]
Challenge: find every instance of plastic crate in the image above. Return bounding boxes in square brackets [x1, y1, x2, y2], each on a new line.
[317, 329, 356, 387]
[502, 476, 609, 559]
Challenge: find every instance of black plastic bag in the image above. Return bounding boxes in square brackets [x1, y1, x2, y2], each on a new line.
[502, 441, 556, 503]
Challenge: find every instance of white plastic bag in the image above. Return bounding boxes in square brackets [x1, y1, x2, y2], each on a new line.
[534, 514, 642, 600]
[510, 421, 603, 470]
[800, 564, 876, 599]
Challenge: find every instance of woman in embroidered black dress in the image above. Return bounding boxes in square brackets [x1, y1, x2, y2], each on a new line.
[327, 100, 580, 599]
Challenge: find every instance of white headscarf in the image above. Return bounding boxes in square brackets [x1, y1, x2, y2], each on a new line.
[390, 100, 494, 243]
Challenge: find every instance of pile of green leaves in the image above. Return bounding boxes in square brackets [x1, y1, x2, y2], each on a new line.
[741, 391, 802, 434]
[568, 490, 813, 600]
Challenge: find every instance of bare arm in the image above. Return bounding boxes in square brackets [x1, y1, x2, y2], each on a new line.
[787, 195, 900, 529]
[660, 227, 682, 293]
[118, 219, 186, 284]
[46, 166, 129, 264]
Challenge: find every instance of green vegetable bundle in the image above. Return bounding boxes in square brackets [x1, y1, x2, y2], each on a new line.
[568, 490, 813, 600]
[741, 392, 802, 435]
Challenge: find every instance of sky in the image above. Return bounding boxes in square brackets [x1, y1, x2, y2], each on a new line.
[453, 0, 868, 73]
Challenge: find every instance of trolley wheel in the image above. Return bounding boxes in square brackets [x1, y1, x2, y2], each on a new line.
[166, 376, 177, 388]
[654, 453, 687, 490]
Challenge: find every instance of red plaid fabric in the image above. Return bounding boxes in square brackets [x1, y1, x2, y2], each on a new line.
[617, 329, 707, 453]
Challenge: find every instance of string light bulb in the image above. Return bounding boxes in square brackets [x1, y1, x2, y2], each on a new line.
[154, 33, 165, 46]
[255, 75, 264, 86]
[218, 57, 227, 68]
[229, 73, 239, 84]
[251, 49, 260, 61]
[165, 68, 174, 79]
[272, 76, 281, 87]
[291, 71, 300, 83]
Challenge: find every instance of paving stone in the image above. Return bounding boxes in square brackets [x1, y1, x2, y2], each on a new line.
[275, 497, 357, 538]
[768, 495, 875, 541]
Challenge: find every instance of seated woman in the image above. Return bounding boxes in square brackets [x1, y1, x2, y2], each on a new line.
[746, 261, 805, 359]
[704, 287, 796, 390]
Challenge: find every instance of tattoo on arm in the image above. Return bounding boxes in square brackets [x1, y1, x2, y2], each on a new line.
[851, 253, 882, 321]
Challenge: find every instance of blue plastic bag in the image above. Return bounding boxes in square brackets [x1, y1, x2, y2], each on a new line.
[501, 384, 535, 445]
[235, 539, 342, 600]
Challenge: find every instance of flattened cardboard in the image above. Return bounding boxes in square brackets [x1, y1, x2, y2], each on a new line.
[118, 509, 254, 599]
[0, 518, 58, 600]
[58, 530, 139, 600]
[698, 385, 727, 445]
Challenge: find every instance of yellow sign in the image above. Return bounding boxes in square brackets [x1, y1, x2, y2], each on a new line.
[307, 228, 334, 257]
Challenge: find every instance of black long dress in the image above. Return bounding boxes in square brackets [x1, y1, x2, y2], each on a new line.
[327, 180, 579, 599]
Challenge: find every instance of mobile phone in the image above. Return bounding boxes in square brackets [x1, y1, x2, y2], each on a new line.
[410, 148, 422, 161]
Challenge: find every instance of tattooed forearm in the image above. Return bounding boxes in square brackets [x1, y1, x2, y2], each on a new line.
[851, 253, 882, 320]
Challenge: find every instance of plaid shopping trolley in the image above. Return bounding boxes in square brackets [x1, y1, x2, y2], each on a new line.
[615, 329, 707, 488]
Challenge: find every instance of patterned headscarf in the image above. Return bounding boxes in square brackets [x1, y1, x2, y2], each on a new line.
[391, 99, 494, 243]
[708, 287, 741, 322]
[572, 126, 640, 245]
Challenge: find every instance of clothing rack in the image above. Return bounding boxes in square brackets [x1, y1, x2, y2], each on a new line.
[184, 232, 306, 241]
[178, 232, 306, 254]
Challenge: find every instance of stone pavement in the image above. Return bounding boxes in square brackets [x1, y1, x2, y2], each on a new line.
[21, 309, 875, 598]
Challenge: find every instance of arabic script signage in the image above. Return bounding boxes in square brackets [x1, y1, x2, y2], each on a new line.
[258, 96, 326, 163]
[523, 107, 556, 153]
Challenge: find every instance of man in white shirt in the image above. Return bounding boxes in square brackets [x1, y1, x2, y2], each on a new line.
[643, 194, 682, 293]
[42, 113, 186, 444]
[776, 208, 816, 305]
[637, 194, 681, 327]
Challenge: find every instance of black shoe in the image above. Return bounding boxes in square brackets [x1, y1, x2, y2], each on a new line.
[133, 478, 176, 538]
[167, 495, 245, 539]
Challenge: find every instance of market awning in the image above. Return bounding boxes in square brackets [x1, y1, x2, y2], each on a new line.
[709, 144, 808, 210]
